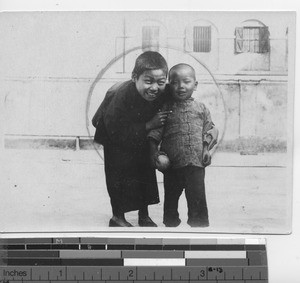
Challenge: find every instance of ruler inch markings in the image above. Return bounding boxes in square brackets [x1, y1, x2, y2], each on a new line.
[0, 266, 267, 282]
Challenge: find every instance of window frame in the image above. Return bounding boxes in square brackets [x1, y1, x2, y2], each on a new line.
[192, 25, 212, 53]
[235, 26, 270, 54]
[142, 25, 160, 52]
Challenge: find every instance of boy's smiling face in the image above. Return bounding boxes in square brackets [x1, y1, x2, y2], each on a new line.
[133, 69, 167, 102]
[169, 66, 198, 101]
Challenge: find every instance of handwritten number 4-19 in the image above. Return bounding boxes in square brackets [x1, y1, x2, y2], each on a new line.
[208, 267, 223, 273]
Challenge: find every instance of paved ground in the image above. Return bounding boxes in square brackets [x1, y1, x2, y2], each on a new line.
[0, 148, 292, 234]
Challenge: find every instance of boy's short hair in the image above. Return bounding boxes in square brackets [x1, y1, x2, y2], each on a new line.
[132, 51, 168, 78]
[169, 63, 196, 80]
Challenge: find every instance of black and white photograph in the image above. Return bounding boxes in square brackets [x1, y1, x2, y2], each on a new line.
[0, 11, 295, 234]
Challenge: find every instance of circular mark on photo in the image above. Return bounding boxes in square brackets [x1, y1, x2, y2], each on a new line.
[86, 45, 227, 160]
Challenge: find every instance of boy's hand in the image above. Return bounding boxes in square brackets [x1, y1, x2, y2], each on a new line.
[155, 151, 171, 172]
[202, 147, 211, 167]
[146, 111, 172, 131]
[206, 126, 219, 150]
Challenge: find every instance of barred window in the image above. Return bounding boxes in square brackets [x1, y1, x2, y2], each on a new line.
[235, 26, 270, 53]
[193, 26, 211, 52]
[142, 26, 160, 51]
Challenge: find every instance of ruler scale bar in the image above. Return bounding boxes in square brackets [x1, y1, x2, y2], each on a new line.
[0, 238, 268, 282]
[0, 266, 269, 281]
[0, 281, 269, 283]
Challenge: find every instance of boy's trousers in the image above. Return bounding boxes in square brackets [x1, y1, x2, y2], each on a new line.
[163, 166, 209, 227]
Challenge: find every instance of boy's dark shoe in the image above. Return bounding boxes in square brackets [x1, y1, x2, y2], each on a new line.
[138, 216, 158, 227]
[109, 216, 133, 227]
[187, 219, 209, 228]
[163, 218, 181, 227]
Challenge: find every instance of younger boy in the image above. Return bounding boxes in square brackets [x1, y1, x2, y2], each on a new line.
[149, 63, 215, 227]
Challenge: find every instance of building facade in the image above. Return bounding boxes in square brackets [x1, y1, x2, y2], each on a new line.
[0, 12, 294, 151]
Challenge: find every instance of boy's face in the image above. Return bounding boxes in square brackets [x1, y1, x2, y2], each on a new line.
[132, 69, 167, 102]
[169, 67, 198, 101]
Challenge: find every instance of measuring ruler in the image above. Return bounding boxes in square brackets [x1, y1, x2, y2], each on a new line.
[0, 237, 268, 282]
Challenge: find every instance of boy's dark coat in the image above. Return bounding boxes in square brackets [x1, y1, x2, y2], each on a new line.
[93, 80, 167, 213]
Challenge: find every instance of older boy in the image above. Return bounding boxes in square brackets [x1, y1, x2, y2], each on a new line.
[93, 51, 171, 227]
[149, 63, 216, 227]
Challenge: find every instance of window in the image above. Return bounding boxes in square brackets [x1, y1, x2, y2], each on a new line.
[142, 26, 160, 51]
[193, 26, 211, 52]
[235, 26, 269, 53]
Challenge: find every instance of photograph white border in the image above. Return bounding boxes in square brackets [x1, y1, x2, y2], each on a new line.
[0, 1, 299, 282]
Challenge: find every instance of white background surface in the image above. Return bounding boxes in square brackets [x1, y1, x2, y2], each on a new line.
[0, 0, 299, 282]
